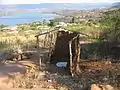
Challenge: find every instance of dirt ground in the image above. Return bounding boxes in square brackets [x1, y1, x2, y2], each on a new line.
[0, 59, 59, 90]
[0, 60, 33, 87]
[0, 51, 120, 90]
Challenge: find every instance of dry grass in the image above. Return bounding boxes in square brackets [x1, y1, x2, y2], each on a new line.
[1, 30, 120, 90]
[0, 31, 38, 53]
[10, 64, 64, 90]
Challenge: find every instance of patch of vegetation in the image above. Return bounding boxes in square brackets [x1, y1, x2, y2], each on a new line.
[0, 31, 38, 53]
[48, 20, 57, 27]
[99, 9, 120, 42]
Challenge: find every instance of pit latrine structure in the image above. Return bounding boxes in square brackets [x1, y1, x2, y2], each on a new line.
[35, 27, 89, 76]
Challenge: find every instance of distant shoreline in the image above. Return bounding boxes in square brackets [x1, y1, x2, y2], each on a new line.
[0, 12, 58, 26]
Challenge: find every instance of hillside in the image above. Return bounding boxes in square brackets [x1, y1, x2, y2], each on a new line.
[0, 3, 112, 11]
[112, 2, 120, 8]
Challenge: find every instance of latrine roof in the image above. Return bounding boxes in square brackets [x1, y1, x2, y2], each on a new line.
[35, 27, 90, 37]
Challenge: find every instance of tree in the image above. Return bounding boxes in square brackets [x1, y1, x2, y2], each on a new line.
[43, 19, 47, 25]
[71, 17, 75, 23]
[99, 9, 120, 42]
[48, 20, 56, 27]
[0, 24, 8, 28]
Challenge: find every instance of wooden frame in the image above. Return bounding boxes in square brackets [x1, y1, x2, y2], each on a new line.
[69, 35, 81, 76]
[35, 27, 89, 75]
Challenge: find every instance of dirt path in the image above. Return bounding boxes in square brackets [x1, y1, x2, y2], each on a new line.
[0, 59, 37, 88]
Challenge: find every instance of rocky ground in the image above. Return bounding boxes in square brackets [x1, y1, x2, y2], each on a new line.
[0, 51, 120, 90]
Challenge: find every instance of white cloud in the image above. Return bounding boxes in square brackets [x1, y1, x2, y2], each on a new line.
[1, 0, 120, 4]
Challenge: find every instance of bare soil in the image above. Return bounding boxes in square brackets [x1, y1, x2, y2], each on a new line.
[0, 52, 120, 90]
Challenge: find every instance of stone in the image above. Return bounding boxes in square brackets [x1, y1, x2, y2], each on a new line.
[104, 61, 112, 65]
[91, 84, 102, 90]
[103, 85, 114, 90]
[91, 84, 116, 90]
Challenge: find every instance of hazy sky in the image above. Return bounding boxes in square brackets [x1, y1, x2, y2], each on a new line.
[0, 0, 120, 4]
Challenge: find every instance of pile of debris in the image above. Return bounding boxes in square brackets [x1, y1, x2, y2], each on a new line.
[0, 49, 34, 64]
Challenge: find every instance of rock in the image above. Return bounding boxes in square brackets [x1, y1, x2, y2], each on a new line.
[103, 85, 114, 90]
[36, 71, 46, 79]
[90, 84, 116, 90]
[103, 77, 108, 81]
[48, 80, 52, 83]
[17, 49, 23, 54]
[90, 84, 102, 90]
[0, 52, 19, 62]
[104, 61, 112, 65]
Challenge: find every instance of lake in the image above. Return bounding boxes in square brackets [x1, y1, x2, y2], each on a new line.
[0, 12, 57, 26]
[0, 3, 113, 26]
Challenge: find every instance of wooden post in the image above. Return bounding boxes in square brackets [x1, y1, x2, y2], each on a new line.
[44, 34, 47, 47]
[76, 35, 81, 73]
[73, 39, 77, 74]
[69, 35, 80, 76]
[48, 32, 53, 61]
[77, 35, 80, 62]
[69, 41, 74, 76]
[36, 36, 41, 70]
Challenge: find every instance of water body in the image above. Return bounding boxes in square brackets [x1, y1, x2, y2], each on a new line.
[0, 3, 113, 26]
[0, 12, 57, 26]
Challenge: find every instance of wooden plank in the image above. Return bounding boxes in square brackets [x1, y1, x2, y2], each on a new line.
[76, 37, 81, 73]
[35, 29, 58, 37]
[35, 27, 90, 38]
[69, 41, 74, 76]
[69, 35, 82, 76]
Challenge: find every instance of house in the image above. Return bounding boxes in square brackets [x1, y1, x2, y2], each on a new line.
[2, 26, 18, 31]
[56, 22, 67, 27]
[37, 25, 50, 30]
[7, 30, 19, 34]
[2, 26, 19, 34]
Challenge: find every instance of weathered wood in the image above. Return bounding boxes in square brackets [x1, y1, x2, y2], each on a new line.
[69, 35, 81, 76]
[36, 36, 39, 49]
[44, 34, 48, 47]
[49, 33, 53, 56]
[48, 33, 57, 59]
[36, 36, 42, 70]
[35, 27, 90, 37]
[35, 27, 90, 76]
[69, 41, 74, 76]
[35, 29, 58, 37]
[76, 42, 81, 73]
[75, 35, 81, 74]
[71, 35, 79, 42]
[69, 35, 79, 76]
[73, 39, 77, 75]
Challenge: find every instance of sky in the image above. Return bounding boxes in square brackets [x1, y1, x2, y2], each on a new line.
[0, 0, 120, 4]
